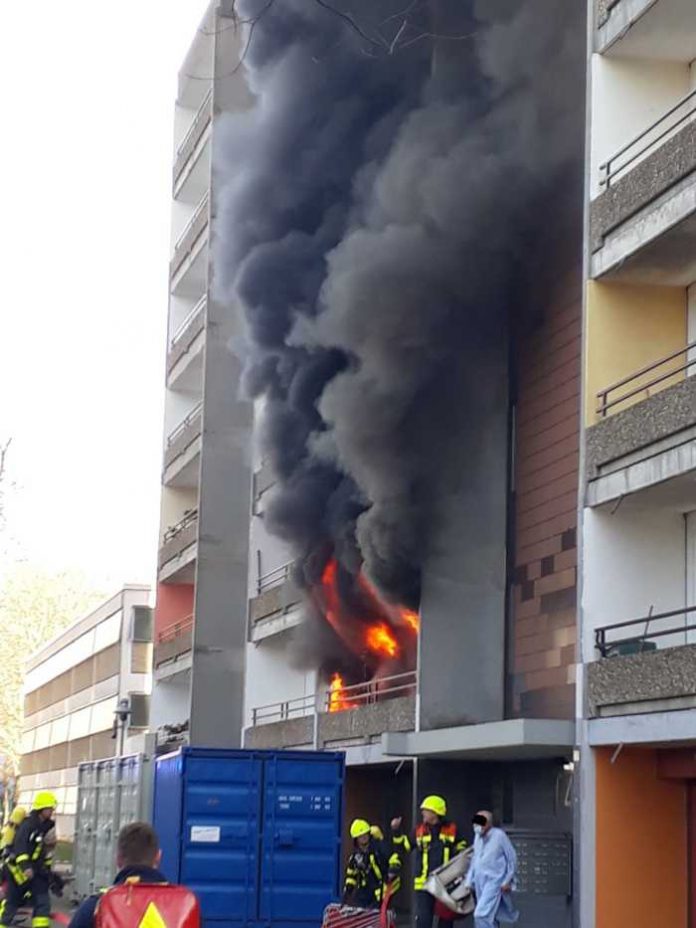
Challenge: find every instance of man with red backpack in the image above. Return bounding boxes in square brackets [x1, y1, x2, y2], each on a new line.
[69, 823, 198, 928]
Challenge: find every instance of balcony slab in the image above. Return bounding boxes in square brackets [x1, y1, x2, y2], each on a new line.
[244, 716, 314, 750]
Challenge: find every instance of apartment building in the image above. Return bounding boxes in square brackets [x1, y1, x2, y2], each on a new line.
[19, 587, 152, 838]
[240, 14, 586, 928]
[150, 0, 252, 748]
[579, 1, 696, 925]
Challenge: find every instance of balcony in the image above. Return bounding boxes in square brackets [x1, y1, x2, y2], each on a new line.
[251, 460, 276, 515]
[245, 671, 417, 751]
[167, 297, 206, 391]
[163, 404, 202, 489]
[154, 616, 193, 681]
[170, 195, 209, 297]
[248, 561, 303, 641]
[597, 0, 696, 57]
[586, 344, 696, 506]
[173, 91, 212, 202]
[588, 605, 696, 717]
[158, 510, 198, 583]
[590, 89, 696, 285]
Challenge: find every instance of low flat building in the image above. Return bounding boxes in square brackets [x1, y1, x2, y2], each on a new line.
[19, 586, 152, 839]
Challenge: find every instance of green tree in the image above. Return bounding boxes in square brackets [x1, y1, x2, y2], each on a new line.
[0, 564, 106, 771]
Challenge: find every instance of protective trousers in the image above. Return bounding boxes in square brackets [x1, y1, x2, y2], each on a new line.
[414, 890, 436, 928]
[0, 873, 51, 927]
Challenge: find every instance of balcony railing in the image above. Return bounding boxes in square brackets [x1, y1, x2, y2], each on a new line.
[173, 91, 212, 188]
[249, 670, 417, 727]
[257, 561, 294, 595]
[159, 509, 198, 570]
[323, 670, 417, 711]
[170, 195, 209, 278]
[595, 604, 696, 657]
[596, 340, 696, 417]
[600, 87, 696, 189]
[167, 297, 206, 374]
[157, 615, 194, 644]
[251, 694, 317, 726]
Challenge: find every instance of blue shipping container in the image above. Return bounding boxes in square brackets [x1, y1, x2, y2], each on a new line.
[152, 748, 344, 928]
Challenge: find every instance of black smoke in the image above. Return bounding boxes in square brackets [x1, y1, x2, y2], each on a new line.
[213, 0, 583, 613]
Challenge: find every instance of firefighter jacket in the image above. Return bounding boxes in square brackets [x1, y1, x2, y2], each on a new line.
[7, 812, 55, 886]
[392, 820, 467, 891]
[343, 837, 400, 908]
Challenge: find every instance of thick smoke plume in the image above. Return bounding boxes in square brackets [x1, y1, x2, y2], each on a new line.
[214, 0, 582, 635]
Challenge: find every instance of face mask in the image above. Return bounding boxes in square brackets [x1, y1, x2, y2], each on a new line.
[473, 824, 483, 836]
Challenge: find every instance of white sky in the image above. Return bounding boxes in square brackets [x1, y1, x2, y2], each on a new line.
[0, 1, 209, 590]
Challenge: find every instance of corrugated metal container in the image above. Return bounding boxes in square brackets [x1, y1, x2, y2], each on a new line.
[153, 748, 344, 928]
[73, 752, 153, 901]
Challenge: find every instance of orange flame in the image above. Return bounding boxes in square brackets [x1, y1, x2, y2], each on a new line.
[401, 609, 420, 632]
[366, 623, 400, 658]
[328, 672, 354, 713]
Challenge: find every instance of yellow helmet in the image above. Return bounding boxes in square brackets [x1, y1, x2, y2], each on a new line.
[350, 819, 371, 839]
[32, 791, 57, 812]
[420, 795, 447, 818]
[9, 807, 26, 826]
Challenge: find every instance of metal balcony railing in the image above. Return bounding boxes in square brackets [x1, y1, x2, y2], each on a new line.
[324, 670, 417, 711]
[157, 615, 194, 645]
[257, 561, 294, 595]
[166, 403, 203, 449]
[595, 604, 696, 657]
[251, 694, 317, 726]
[168, 297, 206, 374]
[171, 195, 209, 278]
[596, 339, 696, 417]
[173, 91, 212, 188]
[600, 87, 696, 189]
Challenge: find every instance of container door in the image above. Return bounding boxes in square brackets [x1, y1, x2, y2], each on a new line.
[116, 755, 142, 829]
[152, 752, 184, 883]
[259, 754, 343, 924]
[180, 753, 262, 923]
[73, 764, 98, 900]
[93, 759, 119, 893]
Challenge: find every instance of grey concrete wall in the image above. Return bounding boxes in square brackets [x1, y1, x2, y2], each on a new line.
[318, 696, 416, 745]
[244, 716, 313, 749]
[188, 12, 253, 749]
[158, 516, 198, 569]
[154, 629, 193, 666]
[418, 341, 509, 729]
[587, 645, 696, 717]
[585, 376, 696, 479]
[590, 121, 696, 252]
[249, 578, 301, 623]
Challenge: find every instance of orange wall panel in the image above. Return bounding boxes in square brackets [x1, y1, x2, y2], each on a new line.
[155, 582, 194, 637]
[596, 746, 687, 928]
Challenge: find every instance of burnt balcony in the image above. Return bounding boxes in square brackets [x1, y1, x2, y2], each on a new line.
[590, 89, 696, 285]
[154, 616, 193, 680]
[167, 297, 206, 391]
[248, 561, 303, 641]
[588, 605, 696, 717]
[244, 672, 417, 752]
[158, 510, 198, 583]
[170, 195, 209, 296]
[586, 343, 696, 506]
[596, 0, 696, 57]
[173, 91, 212, 202]
[163, 404, 202, 488]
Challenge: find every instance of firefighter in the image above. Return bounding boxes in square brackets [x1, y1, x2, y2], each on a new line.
[0, 791, 57, 928]
[343, 819, 400, 910]
[391, 795, 467, 928]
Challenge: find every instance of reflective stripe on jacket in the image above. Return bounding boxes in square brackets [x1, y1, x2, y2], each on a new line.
[392, 821, 467, 890]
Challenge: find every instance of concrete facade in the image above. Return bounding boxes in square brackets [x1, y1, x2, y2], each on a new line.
[151, 2, 252, 749]
[20, 586, 152, 839]
[580, 2, 696, 924]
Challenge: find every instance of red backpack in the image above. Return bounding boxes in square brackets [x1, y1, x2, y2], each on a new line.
[95, 880, 200, 928]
